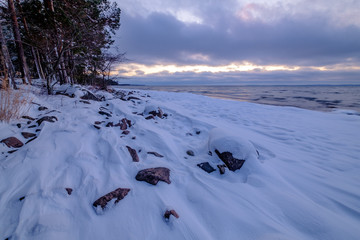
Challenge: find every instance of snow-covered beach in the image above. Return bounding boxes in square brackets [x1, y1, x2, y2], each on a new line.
[1, 85, 360, 239]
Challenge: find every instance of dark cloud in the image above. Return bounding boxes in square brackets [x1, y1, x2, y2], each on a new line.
[116, 10, 360, 67]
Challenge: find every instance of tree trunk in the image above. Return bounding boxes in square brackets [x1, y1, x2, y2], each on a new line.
[0, 21, 16, 89]
[15, 0, 45, 81]
[8, 0, 31, 84]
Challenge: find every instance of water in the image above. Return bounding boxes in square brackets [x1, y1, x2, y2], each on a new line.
[119, 85, 360, 113]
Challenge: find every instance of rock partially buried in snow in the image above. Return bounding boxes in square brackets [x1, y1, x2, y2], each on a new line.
[147, 151, 164, 158]
[65, 188, 73, 195]
[36, 116, 58, 125]
[126, 146, 139, 162]
[21, 132, 36, 139]
[135, 167, 171, 185]
[93, 188, 130, 210]
[164, 209, 179, 220]
[209, 128, 257, 171]
[197, 162, 216, 173]
[1, 137, 24, 148]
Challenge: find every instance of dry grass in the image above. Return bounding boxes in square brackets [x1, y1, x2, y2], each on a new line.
[0, 80, 31, 123]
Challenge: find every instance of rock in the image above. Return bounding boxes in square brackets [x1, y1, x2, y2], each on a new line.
[186, 150, 195, 156]
[22, 116, 35, 121]
[208, 151, 212, 156]
[215, 150, 245, 172]
[79, 100, 91, 104]
[1, 137, 24, 148]
[122, 130, 130, 135]
[106, 122, 114, 127]
[16, 123, 21, 128]
[147, 151, 164, 158]
[8, 150, 18, 154]
[38, 106, 48, 111]
[94, 125, 101, 130]
[196, 130, 201, 135]
[28, 125, 37, 128]
[94, 121, 102, 125]
[21, 132, 36, 139]
[186, 133, 193, 136]
[25, 137, 37, 144]
[98, 111, 112, 117]
[65, 188, 73, 195]
[36, 116, 58, 125]
[93, 188, 130, 209]
[119, 118, 131, 130]
[164, 209, 179, 220]
[19, 196, 25, 201]
[127, 96, 141, 101]
[81, 91, 102, 101]
[145, 115, 154, 120]
[126, 146, 139, 162]
[197, 162, 216, 173]
[149, 107, 164, 118]
[135, 167, 171, 185]
[217, 164, 226, 174]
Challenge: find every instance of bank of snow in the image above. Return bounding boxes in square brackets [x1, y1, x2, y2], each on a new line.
[0, 85, 359, 240]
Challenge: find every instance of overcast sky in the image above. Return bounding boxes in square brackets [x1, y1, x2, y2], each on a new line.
[113, 0, 360, 85]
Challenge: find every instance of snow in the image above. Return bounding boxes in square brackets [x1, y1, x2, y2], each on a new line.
[1, 85, 360, 240]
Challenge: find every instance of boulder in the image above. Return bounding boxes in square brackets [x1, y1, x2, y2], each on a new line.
[147, 151, 164, 158]
[93, 188, 130, 209]
[126, 146, 139, 162]
[135, 167, 171, 185]
[197, 162, 216, 173]
[1, 137, 23, 148]
[21, 132, 36, 139]
[36, 116, 58, 125]
[164, 209, 179, 220]
[215, 150, 245, 172]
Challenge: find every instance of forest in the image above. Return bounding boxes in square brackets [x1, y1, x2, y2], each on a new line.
[0, 0, 123, 93]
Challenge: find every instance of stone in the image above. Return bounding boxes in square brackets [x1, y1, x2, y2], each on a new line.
[164, 209, 179, 220]
[21, 132, 36, 139]
[93, 188, 130, 209]
[65, 188, 73, 195]
[106, 122, 114, 127]
[94, 121, 102, 125]
[16, 123, 21, 128]
[19, 196, 25, 201]
[147, 151, 164, 158]
[28, 125, 37, 128]
[186, 150, 195, 156]
[122, 130, 130, 135]
[36, 116, 58, 125]
[127, 96, 141, 101]
[217, 164, 226, 174]
[149, 107, 164, 118]
[118, 118, 131, 130]
[126, 146, 139, 162]
[38, 106, 48, 111]
[1, 137, 23, 148]
[25, 137, 37, 144]
[215, 150, 245, 172]
[22, 116, 35, 121]
[197, 162, 216, 173]
[145, 115, 154, 120]
[94, 125, 101, 130]
[98, 111, 112, 117]
[135, 167, 171, 185]
[8, 150, 18, 154]
[81, 91, 101, 101]
[196, 131, 201, 135]
[79, 100, 91, 104]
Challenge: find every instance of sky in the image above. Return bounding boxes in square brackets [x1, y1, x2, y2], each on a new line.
[113, 0, 360, 85]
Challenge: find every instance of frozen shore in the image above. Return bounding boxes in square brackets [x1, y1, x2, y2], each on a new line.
[1, 85, 359, 240]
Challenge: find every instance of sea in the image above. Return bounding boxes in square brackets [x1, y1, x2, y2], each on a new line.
[119, 85, 360, 113]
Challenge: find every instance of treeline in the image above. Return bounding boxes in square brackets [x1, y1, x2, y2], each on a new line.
[0, 0, 123, 93]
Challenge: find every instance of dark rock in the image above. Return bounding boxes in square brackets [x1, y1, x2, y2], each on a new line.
[208, 151, 212, 156]
[127, 96, 141, 101]
[94, 121, 102, 125]
[120, 118, 131, 130]
[132, 136, 136, 140]
[27, 121, 31, 124]
[25, 137, 37, 144]
[8, 150, 18, 154]
[94, 125, 101, 130]
[215, 150, 245, 172]
[217, 164, 226, 174]
[93, 188, 130, 209]
[197, 162, 216, 173]
[186, 133, 193, 136]
[122, 130, 130, 135]
[106, 122, 114, 127]
[19, 196, 25, 201]
[149, 107, 164, 118]
[186, 150, 195, 156]
[81, 91, 102, 101]
[164, 209, 179, 220]
[65, 188, 73, 195]
[126, 146, 139, 162]
[135, 167, 171, 185]
[1, 137, 23, 148]
[35, 129, 41, 132]
[79, 100, 91, 104]
[98, 111, 111, 117]
[36, 116, 58, 125]
[22, 116, 35, 121]
[38, 106, 48, 111]
[147, 151, 164, 158]
[196, 131, 201, 135]
[145, 115, 154, 120]
[21, 132, 36, 139]
[16, 123, 21, 128]
[28, 125, 37, 128]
